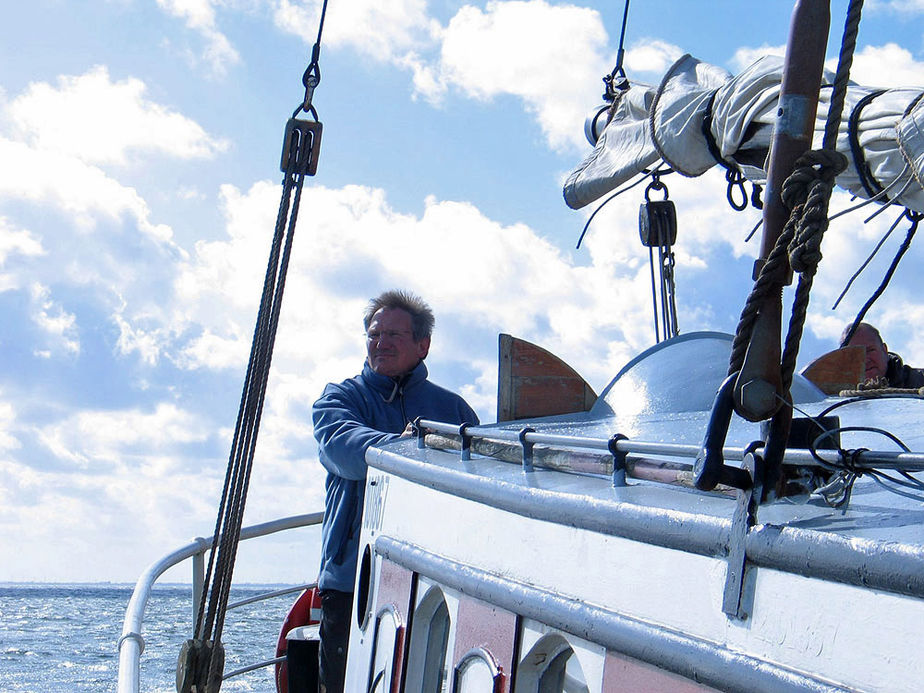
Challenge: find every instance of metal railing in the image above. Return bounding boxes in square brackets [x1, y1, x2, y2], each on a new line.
[117, 511, 324, 693]
[416, 419, 924, 470]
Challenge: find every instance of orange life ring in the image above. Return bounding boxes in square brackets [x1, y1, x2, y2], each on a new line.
[275, 587, 322, 693]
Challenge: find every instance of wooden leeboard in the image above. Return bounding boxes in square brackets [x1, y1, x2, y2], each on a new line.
[497, 334, 596, 422]
[800, 345, 865, 395]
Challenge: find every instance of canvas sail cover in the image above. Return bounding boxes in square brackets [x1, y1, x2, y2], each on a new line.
[564, 54, 924, 214]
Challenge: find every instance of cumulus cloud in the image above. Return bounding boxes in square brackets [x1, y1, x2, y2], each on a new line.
[273, 0, 615, 151]
[847, 43, 924, 88]
[273, 0, 438, 62]
[168, 178, 675, 428]
[0, 67, 231, 369]
[29, 283, 80, 358]
[0, 217, 43, 265]
[38, 402, 212, 467]
[156, 0, 241, 74]
[0, 216, 43, 292]
[0, 138, 178, 245]
[730, 44, 786, 72]
[729, 42, 924, 90]
[0, 393, 22, 453]
[624, 38, 685, 76]
[6, 66, 227, 165]
[433, 0, 609, 150]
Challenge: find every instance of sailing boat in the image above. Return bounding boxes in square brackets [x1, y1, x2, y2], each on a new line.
[118, 1, 924, 692]
[321, 3, 924, 692]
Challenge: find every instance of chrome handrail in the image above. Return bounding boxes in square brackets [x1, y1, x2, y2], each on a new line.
[117, 511, 324, 693]
[416, 419, 924, 470]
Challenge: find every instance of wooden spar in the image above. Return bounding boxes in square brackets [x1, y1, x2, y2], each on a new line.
[732, 0, 830, 422]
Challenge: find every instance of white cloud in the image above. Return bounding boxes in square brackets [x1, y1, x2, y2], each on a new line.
[273, 0, 438, 61]
[114, 313, 174, 366]
[0, 216, 43, 264]
[273, 0, 614, 151]
[625, 38, 686, 76]
[0, 393, 22, 454]
[731, 44, 786, 72]
[0, 68, 233, 263]
[846, 43, 924, 88]
[0, 216, 44, 292]
[38, 402, 212, 468]
[0, 137, 179, 247]
[29, 283, 80, 357]
[434, 0, 609, 150]
[729, 42, 924, 90]
[156, 0, 241, 74]
[166, 178, 673, 424]
[868, 0, 924, 11]
[6, 66, 227, 165]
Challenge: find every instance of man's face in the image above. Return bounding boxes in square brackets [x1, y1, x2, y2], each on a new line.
[848, 326, 889, 379]
[366, 307, 430, 377]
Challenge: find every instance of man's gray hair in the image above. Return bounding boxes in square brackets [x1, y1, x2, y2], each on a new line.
[363, 290, 435, 341]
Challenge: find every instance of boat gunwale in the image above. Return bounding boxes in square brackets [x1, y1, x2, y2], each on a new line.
[367, 444, 924, 600]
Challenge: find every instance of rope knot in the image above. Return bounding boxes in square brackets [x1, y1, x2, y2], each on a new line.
[781, 150, 848, 276]
[781, 149, 848, 210]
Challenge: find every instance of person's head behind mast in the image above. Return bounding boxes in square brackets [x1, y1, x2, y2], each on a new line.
[363, 289, 433, 378]
[840, 322, 889, 380]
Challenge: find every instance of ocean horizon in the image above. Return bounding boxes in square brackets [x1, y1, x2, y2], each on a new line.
[1, 582, 306, 692]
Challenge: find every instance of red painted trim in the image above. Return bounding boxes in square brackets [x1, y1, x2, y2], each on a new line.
[452, 595, 518, 692]
[603, 650, 719, 692]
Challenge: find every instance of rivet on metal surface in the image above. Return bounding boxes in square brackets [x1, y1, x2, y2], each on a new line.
[518, 427, 535, 473]
[723, 447, 763, 620]
[608, 433, 629, 487]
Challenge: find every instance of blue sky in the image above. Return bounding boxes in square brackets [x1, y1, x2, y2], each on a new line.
[1, 0, 923, 583]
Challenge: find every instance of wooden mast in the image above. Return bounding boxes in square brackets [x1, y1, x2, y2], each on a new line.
[732, 0, 831, 422]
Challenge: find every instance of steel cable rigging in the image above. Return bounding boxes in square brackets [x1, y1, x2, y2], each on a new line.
[176, 3, 328, 691]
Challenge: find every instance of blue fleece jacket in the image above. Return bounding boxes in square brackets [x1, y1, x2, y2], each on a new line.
[312, 360, 479, 592]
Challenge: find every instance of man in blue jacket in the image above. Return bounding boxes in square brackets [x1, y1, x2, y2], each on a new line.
[312, 289, 479, 692]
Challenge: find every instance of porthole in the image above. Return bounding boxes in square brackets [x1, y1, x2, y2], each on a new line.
[453, 647, 502, 693]
[515, 634, 589, 693]
[404, 585, 452, 692]
[356, 544, 373, 630]
[368, 605, 403, 692]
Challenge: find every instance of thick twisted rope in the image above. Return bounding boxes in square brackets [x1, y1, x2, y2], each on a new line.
[727, 150, 847, 378]
[728, 0, 863, 392]
[779, 150, 848, 392]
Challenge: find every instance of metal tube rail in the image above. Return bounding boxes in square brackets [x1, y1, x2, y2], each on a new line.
[416, 419, 924, 471]
[223, 655, 287, 680]
[226, 582, 314, 610]
[117, 511, 323, 693]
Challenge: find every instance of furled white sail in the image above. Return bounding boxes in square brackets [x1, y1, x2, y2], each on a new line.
[564, 54, 924, 213]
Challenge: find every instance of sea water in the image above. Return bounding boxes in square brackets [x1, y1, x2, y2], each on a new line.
[0, 583, 296, 692]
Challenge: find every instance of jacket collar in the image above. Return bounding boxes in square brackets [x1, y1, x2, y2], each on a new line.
[361, 360, 428, 400]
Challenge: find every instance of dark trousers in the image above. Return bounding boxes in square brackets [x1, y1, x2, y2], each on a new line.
[319, 589, 353, 693]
